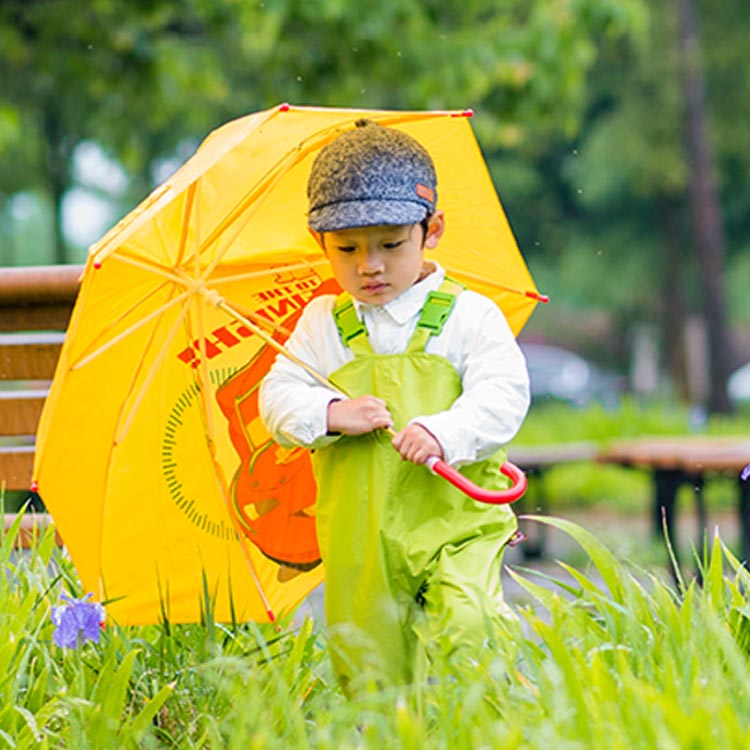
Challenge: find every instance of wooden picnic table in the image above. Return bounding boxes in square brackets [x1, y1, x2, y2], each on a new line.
[599, 435, 750, 562]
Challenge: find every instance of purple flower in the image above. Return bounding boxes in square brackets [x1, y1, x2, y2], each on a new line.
[742, 464, 750, 482]
[50, 593, 106, 649]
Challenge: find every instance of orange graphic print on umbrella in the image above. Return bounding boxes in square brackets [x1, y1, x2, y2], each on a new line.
[216, 277, 341, 578]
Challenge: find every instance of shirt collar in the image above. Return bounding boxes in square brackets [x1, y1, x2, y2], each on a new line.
[352, 262, 446, 324]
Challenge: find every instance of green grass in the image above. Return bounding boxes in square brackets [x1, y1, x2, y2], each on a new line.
[517, 397, 749, 444]
[5, 498, 750, 748]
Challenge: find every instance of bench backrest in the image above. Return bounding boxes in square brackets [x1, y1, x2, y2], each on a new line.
[0, 265, 83, 491]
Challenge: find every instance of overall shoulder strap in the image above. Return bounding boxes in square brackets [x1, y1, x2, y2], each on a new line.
[332, 293, 373, 355]
[406, 277, 466, 352]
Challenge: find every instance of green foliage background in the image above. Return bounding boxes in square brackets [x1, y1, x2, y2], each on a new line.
[1, 0, 748, 379]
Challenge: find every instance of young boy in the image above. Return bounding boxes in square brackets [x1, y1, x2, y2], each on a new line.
[259, 120, 530, 693]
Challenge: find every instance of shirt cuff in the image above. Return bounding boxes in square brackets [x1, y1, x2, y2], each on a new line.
[278, 391, 343, 449]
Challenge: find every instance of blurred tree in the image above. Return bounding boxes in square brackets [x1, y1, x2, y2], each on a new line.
[0, 0, 235, 263]
[504, 0, 746, 412]
[672, 0, 734, 413]
[0, 0, 645, 263]
[533, 7, 693, 384]
[219, 0, 646, 148]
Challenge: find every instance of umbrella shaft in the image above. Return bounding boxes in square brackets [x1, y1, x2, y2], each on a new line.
[214, 297, 347, 397]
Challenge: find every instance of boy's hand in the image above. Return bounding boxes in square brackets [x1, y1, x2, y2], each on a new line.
[327, 396, 393, 436]
[392, 424, 444, 465]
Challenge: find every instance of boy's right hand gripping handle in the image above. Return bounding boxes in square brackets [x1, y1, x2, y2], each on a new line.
[424, 457, 527, 505]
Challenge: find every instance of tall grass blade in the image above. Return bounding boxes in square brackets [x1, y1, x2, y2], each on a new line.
[520, 514, 627, 602]
[660, 508, 686, 595]
[129, 681, 174, 738]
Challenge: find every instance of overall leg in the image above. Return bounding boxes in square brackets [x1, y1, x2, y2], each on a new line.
[324, 559, 417, 694]
[411, 534, 517, 666]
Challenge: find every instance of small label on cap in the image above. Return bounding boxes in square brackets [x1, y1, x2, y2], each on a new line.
[416, 183, 435, 203]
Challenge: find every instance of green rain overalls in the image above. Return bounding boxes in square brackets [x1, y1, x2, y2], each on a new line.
[312, 279, 518, 691]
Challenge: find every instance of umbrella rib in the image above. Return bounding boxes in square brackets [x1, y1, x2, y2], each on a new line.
[177, 182, 198, 268]
[114, 297, 192, 444]
[191, 183, 221, 442]
[191, 280, 217, 442]
[109, 254, 189, 285]
[223, 301, 294, 340]
[88, 108, 280, 268]
[209, 295, 346, 395]
[207, 259, 329, 287]
[190, 177, 216, 441]
[450, 268, 548, 301]
[197, 159, 291, 279]
[195, 143, 320, 275]
[192, 180, 202, 279]
[71, 289, 191, 370]
[153, 205, 179, 267]
[234, 546, 276, 622]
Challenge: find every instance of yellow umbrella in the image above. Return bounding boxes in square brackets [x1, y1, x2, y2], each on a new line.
[34, 104, 545, 626]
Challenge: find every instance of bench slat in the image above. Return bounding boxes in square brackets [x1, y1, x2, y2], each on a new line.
[0, 445, 34, 490]
[0, 391, 47, 435]
[0, 337, 64, 380]
[0, 305, 74, 333]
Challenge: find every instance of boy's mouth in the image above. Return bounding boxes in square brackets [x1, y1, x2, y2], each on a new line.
[360, 281, 388, 294]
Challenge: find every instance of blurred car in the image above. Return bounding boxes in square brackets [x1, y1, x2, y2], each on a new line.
[728, 361, 750, 403]
[520, 343, 624, 408]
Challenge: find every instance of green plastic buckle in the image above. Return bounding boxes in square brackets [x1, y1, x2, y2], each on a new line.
[333, 300, 367, 345]
[417, 290, 456, 334]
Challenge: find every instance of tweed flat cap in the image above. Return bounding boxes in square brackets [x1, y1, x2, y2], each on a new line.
[307, 120, 437, 232]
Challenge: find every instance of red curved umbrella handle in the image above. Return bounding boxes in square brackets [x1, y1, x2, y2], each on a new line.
[425, 457, 527, 505]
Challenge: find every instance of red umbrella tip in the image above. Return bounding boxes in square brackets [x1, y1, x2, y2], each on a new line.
[525, 290, 550, 303]
[30, 480, 39, 492]
[452, 109, 474, 118]
[94, 260, 102, 269]
[279, 103, 291, 112]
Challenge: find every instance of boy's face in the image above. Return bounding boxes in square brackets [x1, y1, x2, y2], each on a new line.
[315, 212, 444, 305]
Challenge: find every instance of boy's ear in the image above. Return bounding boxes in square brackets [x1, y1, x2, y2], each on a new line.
[308, 227, 327, 252]
[424, 210, 445, 250]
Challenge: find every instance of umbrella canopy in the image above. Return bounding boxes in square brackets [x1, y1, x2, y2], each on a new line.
[34, 104, 544, 625]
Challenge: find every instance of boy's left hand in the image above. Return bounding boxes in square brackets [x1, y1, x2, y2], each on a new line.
[392, 424, 444, 465]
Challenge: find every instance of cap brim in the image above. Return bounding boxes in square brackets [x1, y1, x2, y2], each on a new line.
[308, 199, 429, 233]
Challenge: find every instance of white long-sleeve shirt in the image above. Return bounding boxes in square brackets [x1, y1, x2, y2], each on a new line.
[259, 264, 530, 466]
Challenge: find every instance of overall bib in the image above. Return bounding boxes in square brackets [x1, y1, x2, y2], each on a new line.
[312, 280, 518, 690]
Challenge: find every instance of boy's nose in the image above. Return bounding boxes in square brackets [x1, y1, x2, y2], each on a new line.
[358, 250, 384, 274]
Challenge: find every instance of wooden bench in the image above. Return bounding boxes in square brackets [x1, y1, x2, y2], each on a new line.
[1, 264, 83, 546]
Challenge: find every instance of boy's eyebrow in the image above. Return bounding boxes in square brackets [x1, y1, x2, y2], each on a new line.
[325, 224, 415, 245]
[327, 234, 357, 245]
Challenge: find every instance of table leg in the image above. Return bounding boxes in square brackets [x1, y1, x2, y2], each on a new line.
[653, 468, 684, 564]
[739, 474, 750, 565]
[692, 474, 707, 560]
[519, 468, 548, 559]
